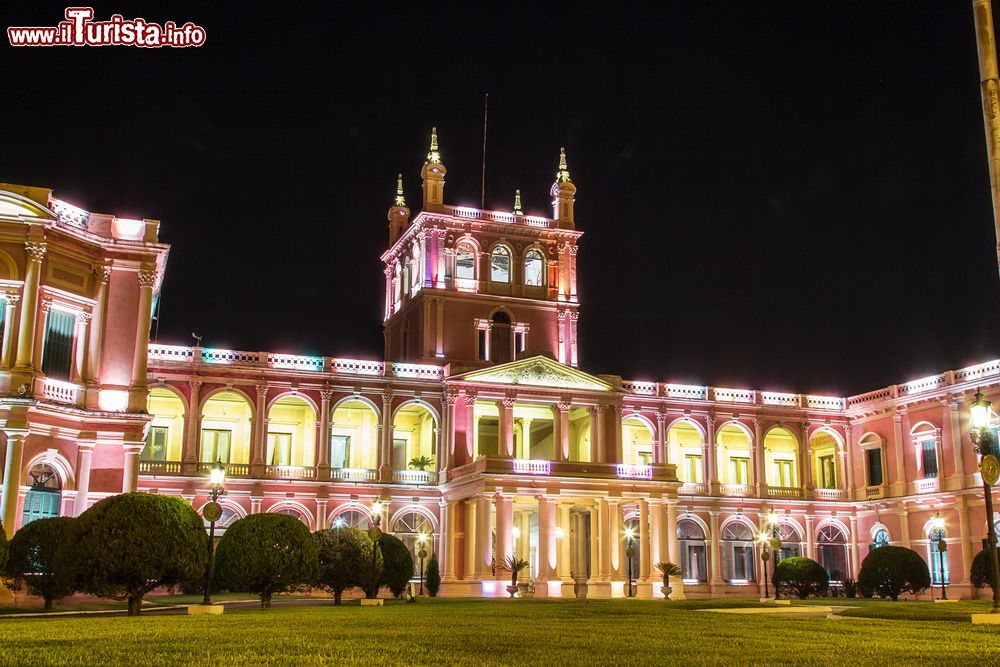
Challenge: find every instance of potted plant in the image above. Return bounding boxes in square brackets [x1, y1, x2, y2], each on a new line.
[655, 561, 681, 599]
[409, 456, 433, 471]
[572, 570, 589, 599]
[503, 556, 530, 598]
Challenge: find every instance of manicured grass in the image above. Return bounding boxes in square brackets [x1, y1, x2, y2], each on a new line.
[2, 598, 1000, 665]
[0, 592, 310, 615]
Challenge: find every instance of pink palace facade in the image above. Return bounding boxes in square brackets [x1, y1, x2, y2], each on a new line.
[0, 132, 998, 599]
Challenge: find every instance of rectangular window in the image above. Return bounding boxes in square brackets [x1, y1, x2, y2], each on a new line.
[637, 450, 652, 465]
[266, 433, 291, 466]
[0, 297, 7, 350]
[41, 308, 75, 380]
[866, 448, 883, 486]
[201, 429, 232, 464]
[921, 439, 938, 478]
[773, 460, 793, 487]
[515, 331, 524, 355]
[729, 457, 749, 485]
[142, 426, 168, 462]
[477, 329, 487, 361]
[330, 435, 351, 469]
[392, 437, 407, 470]
[819, 454, 836, 489]
[685, 454, 703, 483]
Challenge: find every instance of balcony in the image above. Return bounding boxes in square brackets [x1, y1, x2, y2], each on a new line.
[812, 488, 848, 501]
[765, 486, 802, 499]
[449, 456, 678, 483]
[36, 377, 82, 407]
[198, 461, 250, 477]
[720, 483, 753, 497]
[138, 460, 183, 475]
[392, 470, 437, 485]
[265, 465, 316, 480]
[329, 467, 378, 482]
[679, 482, 707, 495]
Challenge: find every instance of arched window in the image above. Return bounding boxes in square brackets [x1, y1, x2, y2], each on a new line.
[332, 509, 371, 530]
[393, 511, 434, 575]
[490, 311, 512, 363]
[22, 463, 61, 526]
[872, 527, 890, 549]
[816, 525, 848, 581]
[623, 517, 641, 584]
[929, 527, 950, 585]
[456, 243, 476, 280]
[275, 507, 309, 527]
[203, 503, 241, 533]
[677, 519, 707, 582]
[722, 522, 755, 582]
[776, 523, 802, 563]
[490, 246, 511, 283]
[524, 249, 544, 287]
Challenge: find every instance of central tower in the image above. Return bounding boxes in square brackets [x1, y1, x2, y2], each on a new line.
[381, 130, 582, 368]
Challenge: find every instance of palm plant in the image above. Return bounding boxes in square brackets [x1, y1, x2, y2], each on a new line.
[409, 456, 433, 471]
[503, 555, 530, 588]
[655, 561, 681, 587]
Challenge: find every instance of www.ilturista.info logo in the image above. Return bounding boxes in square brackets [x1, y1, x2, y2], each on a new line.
[8, 7, 206, 47]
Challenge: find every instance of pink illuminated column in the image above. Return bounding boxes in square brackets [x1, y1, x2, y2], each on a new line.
[537, 495, 555, 581]
[948, 399, 966, 483]
[638, 499, 651, 583]
[557, 399, 571, 462]
[654, 410, 667, 464]
[608, 498, 622, 578]
[379, 388, 393, 482]
[14, 241, 45, 374]
[464, 389, 477, 463]
[705, 414, 717, 491]
[556, 308, 567, 364]
[383, 265, 393, 320]
[72, 312, 91, 385]
[568, 244, 579, 303]
[844, 422, 856, 495]
[609, 405, 623, 463]
[475, 495, 491, 579]
[464, 498, 477, 580]
[31, 299, 51, 375]
[649, 499, 664, 564]
[499, 395, 515, 457]
[557, 502, 572, 581]
[251, 384, 268, 472]
[318, 387, 332, 477]
[183, 381, 202, 472]
[753, 418, 764, 495]
[127, 269, 156, 411]
[1, 430, 26, 536]
[444, 389, 458, 469]
[442, 499, 458, 581]
[848, 515, 860, 577]
[122, 440, 143, 493]
[0, 294, 19, 369]
[891, 413, 906, 495]
[597, 497, 611, 581]
[74, 441, 95, 516]
[665, 500, 679, 564]
[315, 498, 327, 531]
[593, 405, 606, 463]
[568, 310, 579, 367]
[800, 421, 814, 493]
[495, 493, 513, 569]
[86, 264, 111, 383]
[805, 515, 815, 559]
[709, 511, 723, 590]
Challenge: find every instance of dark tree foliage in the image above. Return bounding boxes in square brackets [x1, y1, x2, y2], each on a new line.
[3, 517, 75, 611]
[0, 521, 8, 576]
[58, 493, 207, 615]
[314, 527, 378, 604]
[425, 552, 441, 597]
[378, 533, 414, 598]
[858, 546, 931, 601]
[971, 548, 1000, 591]
[773, 557, 829, 599]
[214, 513, 319, 608]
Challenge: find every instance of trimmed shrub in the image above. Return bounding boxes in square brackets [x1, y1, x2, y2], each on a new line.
[214, 514, 318, 608]
[971, 547, 1000, 591]
[314, 527, 378, 604]
[0, 520, 7, 574]
[59, 493, 207, 615]
[3, 517, 75, 611]
[841, 577, 858, 599]
[858, 546, 930, 601]
[773, 557, 829, 599]
[378, 533, 414, 598]
[425, 552, 441, 597]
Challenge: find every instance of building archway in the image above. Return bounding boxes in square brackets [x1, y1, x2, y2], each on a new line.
[21, 463, 61, 526]
[392, 402, 438, 471]
[330, 399, 380, 470]
[200, 389, 254, 465]
[622, 415, 654, 465]
[146, 385, 186, 462]
[667, 419, 705, 484]
[764, 427, 798, 488]
[716, 422, 752, 487]
[265, 394, 317, 468]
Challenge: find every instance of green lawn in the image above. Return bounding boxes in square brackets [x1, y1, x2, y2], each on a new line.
[0, 592, 306, 615]
[3, 598, 1000, 665]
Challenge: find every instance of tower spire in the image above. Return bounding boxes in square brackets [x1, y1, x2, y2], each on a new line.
[420, 127, 447, 210]
[550, 147, 576, 229]
[556, 147, 572, 183]
[427, 127, 441, 164]
[513, 189, 523, 215]
[387, 172, 411, 245]
[394, 173, 406, 207]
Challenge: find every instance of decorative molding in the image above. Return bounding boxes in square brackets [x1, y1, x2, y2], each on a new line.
[24, 242, 47, 262]
[137, 270, 157, 288]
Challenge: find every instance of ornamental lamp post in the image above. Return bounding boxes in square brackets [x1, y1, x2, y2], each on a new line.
[759, 531, 771, 599]
[201, 460, 226, 607]
[368, 500, 383, 599]
[624, 527, 636, 598]
[931, 512, 948, 601]
[417, 532, 428, 596]
[969, 390, 1000, 613]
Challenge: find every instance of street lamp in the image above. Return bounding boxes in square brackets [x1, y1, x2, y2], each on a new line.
[367, 500, 383, 599]
[763, 508, 782, 600]
[758, 531, 771, 598]
[970, 389, 1000, 613]
[931, 512, 948, 601]
[417, 532, 428, 596]
[200, 460, 226, 607]
[624, 526, 636, 598]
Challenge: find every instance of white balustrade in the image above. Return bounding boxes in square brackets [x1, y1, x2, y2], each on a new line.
[512, 459, 551, 475]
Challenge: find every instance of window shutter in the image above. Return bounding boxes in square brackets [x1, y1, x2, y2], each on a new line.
[41, 309, 75, 380]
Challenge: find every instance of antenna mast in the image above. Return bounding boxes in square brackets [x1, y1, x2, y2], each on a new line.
[481, 92, 489, 209]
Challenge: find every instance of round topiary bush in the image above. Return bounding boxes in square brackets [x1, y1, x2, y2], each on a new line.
[971, 547, 1000, 591]
[3, 517, 75, 610]
[214, 513, 318, 608]
[0, 520, 8, 575]
[377, 533, 414, 598]
[773, 556, 829, 599]
[314, 527, 379, 604]
[58, 493, 207, 615]
[858, 545, 930, 601]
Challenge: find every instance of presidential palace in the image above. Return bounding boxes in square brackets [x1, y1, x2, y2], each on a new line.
[0, 131, 993, 599]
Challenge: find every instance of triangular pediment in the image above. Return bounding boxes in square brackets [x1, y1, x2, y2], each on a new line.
[0, 189, 54, 220]
[453, 356, 614, 392]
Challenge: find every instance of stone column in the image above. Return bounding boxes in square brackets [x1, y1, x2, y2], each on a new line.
[665, 499, 685, 599]
[608, 498, 622, 578]
[843, 423, 855, 496]
[898, 509, 911, 549]
[495, 493, 513, 568]
[1, 432, 26, 536]
[74, 442, 94, 517]
[379, 388, 393, 482]
[537, 495, 555, 581]
[464, 390, 477, 463]
[519, 418, 532, 459]
[0, 295, 19, 369]
[317, 388, 332, 478]
[499, 396, 515, 457]
[654, 412, 666, 464]
[957, 496, 973, 586]
[72, 312, 91, 385]
[315, 498, 328, 531]
[518, 510, 530, 561]
[800, 421, 813, 494]
[475, 495, 491, 579]
[85, 265, 111, 389]
[183, 381, 202, 472]
[848, 515, 860, 577]
[464, 498, 477, 580]
[593, 405, 605, 463]
[805, 515, 816, 559]
[609, 405, 623, 463]
[442, 499, 458, 581]
[891, 413, 906, 495]
[127, 269, 157, 412]
[444, 389, 458, 469]
[121, 441, 143, 493]
[638, 499, 651, 582]
[705, 414, 718, 493]
[13, 242, 44, 374]
[31, 300, 51, 376]
[949, 399, 966, 484]
[250, 496, 263, 514]
[251, 384, 268, 473]
[709, 510, 724, 590]
[589, 506, 600, 582]
[753, 418, 765, 495]
[597, 497, 611, 580]
[557, 502, 572, 580]
[557, 399, 571, 462]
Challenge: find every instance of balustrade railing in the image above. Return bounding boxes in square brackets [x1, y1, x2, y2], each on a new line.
[720, 483, 753, 496]
[38, 378, 81, 406]
[392, 470, 437, 485]
[265, 465, 316, 480]
[812, 488, 848, 501]
[765, 486, 802, 499]
[330, 467, 378, 482]
[138, 460, 183, 474]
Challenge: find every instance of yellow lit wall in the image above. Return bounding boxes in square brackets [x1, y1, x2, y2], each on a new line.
[668, 421, 703, 482]
[147, 387, 185, 461]
[201, 391, 253, 464]
[764, 427, 798, 487]
[266, 396, 317, 467]
[331, 400, 379, 469]
[393, 404, 437, 467]
[716, 424, 751, 484]
[622, 417, 653, 465]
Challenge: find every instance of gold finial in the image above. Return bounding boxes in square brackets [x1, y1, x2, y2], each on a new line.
[556, 147, 571, 183]
[394, 173, 406, 207]
[427, 127, 441, 164]
[513, 189, 523, 215]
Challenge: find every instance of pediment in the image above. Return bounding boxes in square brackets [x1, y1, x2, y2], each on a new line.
[454, 356, 613, 392]
[0, 190, 53, 220]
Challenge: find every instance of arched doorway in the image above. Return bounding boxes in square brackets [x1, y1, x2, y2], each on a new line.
[200, 390, 253, 465]
[392, 403, 438, 472]
[22, 463, 61, 526]
[393, 510, 434, 576]
[678, 518, 707, 582]
[266, 395, 317, 468]
[816, 525, 849, 581]
[330, 399, 379, 470]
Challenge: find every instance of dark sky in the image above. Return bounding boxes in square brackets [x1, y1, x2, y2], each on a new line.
[3, 1, 1000, 396]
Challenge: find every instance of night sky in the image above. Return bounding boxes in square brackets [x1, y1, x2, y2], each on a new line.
[3, 1, 1000, 396]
